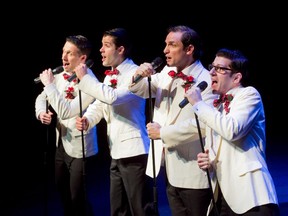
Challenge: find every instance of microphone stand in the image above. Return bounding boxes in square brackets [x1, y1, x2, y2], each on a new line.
[147, 76, 159, 216]
[78, 89, 88, 216]
[194, 113, 219, 216]
[43, 100, 49, 216]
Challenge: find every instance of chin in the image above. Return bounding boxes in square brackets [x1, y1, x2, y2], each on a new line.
[212, 90, 220, 95]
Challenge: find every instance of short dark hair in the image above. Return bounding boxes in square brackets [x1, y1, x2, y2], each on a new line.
[167, 25, 203, 60]
[103, 28, 132, 58]
[66, 35, 92, 57]
[216, 48, 249, 86]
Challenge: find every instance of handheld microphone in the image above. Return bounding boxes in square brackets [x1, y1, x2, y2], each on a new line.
[34, 66, 64, 84]
[67, 59, 94, 82]
[132, 57, 163, 84]
[179, 81, 208, 108]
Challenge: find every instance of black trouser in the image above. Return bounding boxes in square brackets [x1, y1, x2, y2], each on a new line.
[55, 140, 93, 216]
[166, 180, 211, 216]
[110, 154, 152, 216]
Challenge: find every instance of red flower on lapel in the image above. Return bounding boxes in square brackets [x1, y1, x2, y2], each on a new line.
[168, 70, 194, 92]
[105, 69, 119, 88]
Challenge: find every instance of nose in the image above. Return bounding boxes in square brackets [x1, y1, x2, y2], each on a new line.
[209, 68, 216, 75]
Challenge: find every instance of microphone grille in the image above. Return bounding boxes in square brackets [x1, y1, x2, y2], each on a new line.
[151, 57, 163, 69]
[198, 81, 208, 92]
[53, 66, 64, 74]
[86, 59, 94, 68]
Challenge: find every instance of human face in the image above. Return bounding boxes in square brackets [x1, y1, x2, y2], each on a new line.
[100, 35, 123, 68]
[209, 56, 236, 95]
[62, 41, 85, 73]
[163, 31, 189, 70]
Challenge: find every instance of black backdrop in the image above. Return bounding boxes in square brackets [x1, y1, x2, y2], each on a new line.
[7, 2, 288, 212]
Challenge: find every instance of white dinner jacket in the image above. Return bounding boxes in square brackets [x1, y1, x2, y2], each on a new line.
[78, 58, 150, 160]
[35, 68, 98, 158]
[130, 60, 218, 189]
[193, 86, 279, 214]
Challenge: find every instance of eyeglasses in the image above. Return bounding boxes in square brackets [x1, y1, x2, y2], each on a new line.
[208, 64, 232, 74]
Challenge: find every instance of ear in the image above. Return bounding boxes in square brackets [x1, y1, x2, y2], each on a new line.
[80, 55, 87, 63]
[233, 72, 242, 84]
[117, 46, 125, 54]
[186, 44, 194, 55]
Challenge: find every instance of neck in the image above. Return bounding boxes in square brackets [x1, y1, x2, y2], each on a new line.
[176, 59, 196, 72]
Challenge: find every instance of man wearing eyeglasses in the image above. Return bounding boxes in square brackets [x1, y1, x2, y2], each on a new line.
[185, 48, 280, 216]
[208, 64, 234, 74]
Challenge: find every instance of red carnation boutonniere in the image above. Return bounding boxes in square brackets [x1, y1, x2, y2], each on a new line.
[105, 69, 119, 89]
[213, 94, 234, 114]
[62, 73, 77, 100]
[109, 78, 117, 88]
[168, 70, 194, 92]
[64, 86, 75, 99]
[181, 75, 194, 92]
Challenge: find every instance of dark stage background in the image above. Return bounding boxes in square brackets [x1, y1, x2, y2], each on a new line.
[5, 3, 288, 215]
